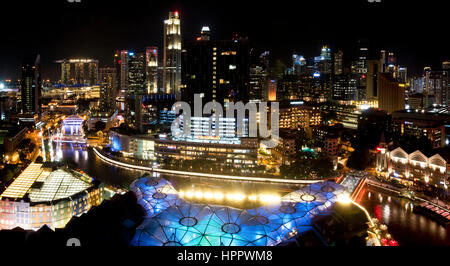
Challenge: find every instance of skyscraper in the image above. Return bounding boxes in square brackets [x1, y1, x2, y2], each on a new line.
[20, 55, 41, 115]
[145, 47, 159, 94]
[181, 32, 251, 105]
[366, 59, 382, 99]
[334, 49, 343, 75]
[378, 73, 405, 114]
[127, 52, 146, 133]
[249, 50, 270, 101]
[61, 60, 71, 85]
[332, 74, 358, 101]
[55, 59, 98, 86]
[163, 11, 181, 97]
[423, 68, 448, 106]
[98, 67, 118, 111]
[114, 50, 129, 97]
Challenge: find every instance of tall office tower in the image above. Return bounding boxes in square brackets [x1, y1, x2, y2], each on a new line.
[356, 40, 369, 75]
[378, 73, 405, 114]
[181, 32, 251, 105]
[386, 52, 398, 78]
[88, 61, 98, 85]
[127, 52, 146, 133]
[334, 49, 343, 75]
[20, 54, 41, 114]
[200, 26, 210, 41]
[127, 52, 146, 95]
[267, 79, 277, 101]
[163, 11, 181, 97]
[61, 60, 71, 85]
[249, 50, 270, 101]
[292, 54, 307, 75]
[397, 67, 407, 83]
[380, 50, 387, 72]
[423, 68, 448, 106]
[99, 67, 118, 111]
[332, 74, 358, 101]
[314, 45, 332, 74]
[114, 50, 129, 97]
[74, 62, 84, 84]
[55, 59, 98, 86]
[366, 59, 382, 99]
[145, 47, 158, 94]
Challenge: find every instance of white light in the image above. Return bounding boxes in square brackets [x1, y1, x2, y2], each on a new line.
[0, 83, 5, 90]
[337, 193, 351, 204]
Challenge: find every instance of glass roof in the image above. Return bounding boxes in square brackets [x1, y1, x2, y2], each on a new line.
[130, 176, 347, 246]
[0, 163, 93, 203]
[29, 169, 92, 203]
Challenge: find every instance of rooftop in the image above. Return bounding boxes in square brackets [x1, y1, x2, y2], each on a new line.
[0, 163, 94, 203]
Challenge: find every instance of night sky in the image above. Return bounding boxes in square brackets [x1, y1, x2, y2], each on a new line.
[0, 0, 448, 80]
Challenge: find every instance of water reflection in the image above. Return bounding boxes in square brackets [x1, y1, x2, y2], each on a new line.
[57, 142, 303, 208]
[358, 187, 450, 246]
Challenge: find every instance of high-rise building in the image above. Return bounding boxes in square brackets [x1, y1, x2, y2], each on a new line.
[181, 32, 251, 105]
[267, 80, 277, 101]
[163, 11, 182, 97]
[55, 59, 98, 86]
[145, 47, 158, 94]
[114, 50, 129, 97]
[20, 55, 41, 115]
[397, 67, 407, 83]
[443, 61, 450, 70]
[292, 54, 307, 75]
[314, 45, 332, 74]
[378, 73, 405, 114]
[127, 52, 146, 96]
[356, 40, 369, 75]
[200, 26, 210, 41]
[423, 68, 448, 106]
[99, 67, 118, 111]
[127, 52, 146, 133]
[249, 50, 270, 101]
[332, 74, 358, 101]
[366, 59, 382, 99]
[61, 60, 71, 85]
[334, 49, 343, 75]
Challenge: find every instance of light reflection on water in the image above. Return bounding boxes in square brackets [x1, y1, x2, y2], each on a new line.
[358, 187, 450, 246]
[57, 143, 303, 208]
[56, 143, 450, 245]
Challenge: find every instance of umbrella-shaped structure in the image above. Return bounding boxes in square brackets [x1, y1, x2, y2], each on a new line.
[130, 177, 348, 246]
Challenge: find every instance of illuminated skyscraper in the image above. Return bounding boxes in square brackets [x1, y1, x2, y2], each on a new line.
[114, 50, 129, 97]
[181, 33, 251, 105]
[356, 40, 369, 75]
[127, 52, 146, 133]
[99, 67, 118, 110]
[20, 54, 41, 115]
[163, 11, 181, 97]
[61, 60, 71, 85]
[56, 59, 98, 86]
[334, 49, 343, 75]
[145, 47, 158, 94]
[378, 73, 405, 114]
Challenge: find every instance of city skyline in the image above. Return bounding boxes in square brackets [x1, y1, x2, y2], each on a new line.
[1, 0, 449, 80]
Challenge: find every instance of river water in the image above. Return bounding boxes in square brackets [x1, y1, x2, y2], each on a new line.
[56, 142, 450, 245]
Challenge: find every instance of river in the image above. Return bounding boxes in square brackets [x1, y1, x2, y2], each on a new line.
[55, 142, 450, 245]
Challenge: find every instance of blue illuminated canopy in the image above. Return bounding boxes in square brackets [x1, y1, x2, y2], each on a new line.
[130, 176, 347, 246]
